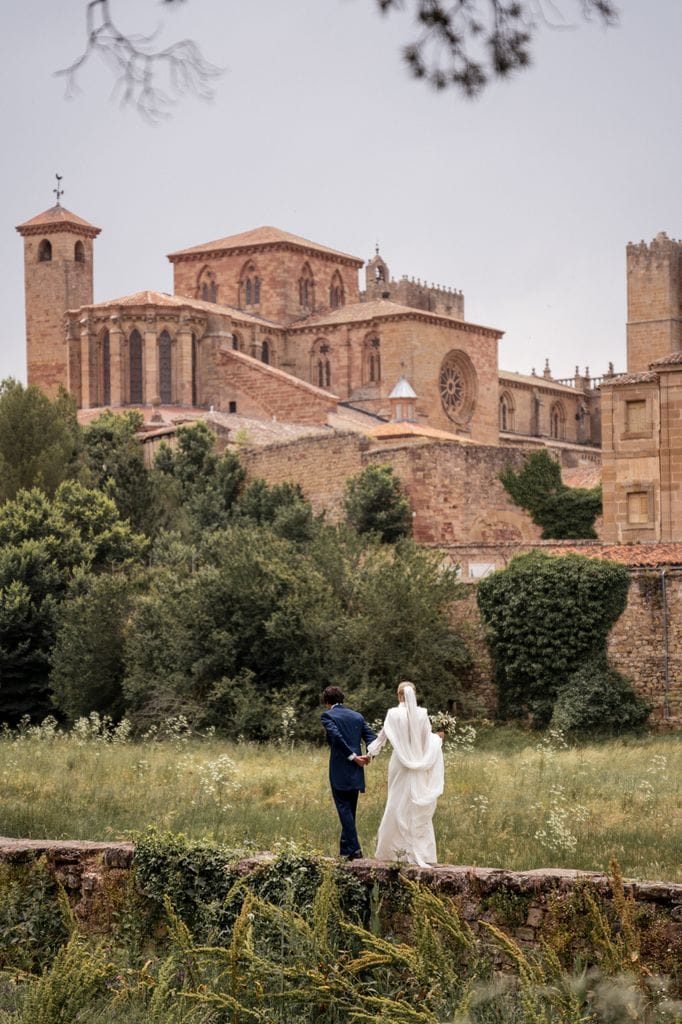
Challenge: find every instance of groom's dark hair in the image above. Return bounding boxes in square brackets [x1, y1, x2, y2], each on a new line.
[322, 685, 345, 705]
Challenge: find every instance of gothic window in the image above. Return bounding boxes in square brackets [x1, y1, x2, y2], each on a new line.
[101, 330, 111, 407]
[499, 391, 515, 432]
[550, 401, 566, 440]
[240, 261, 261, 307]
[299, 263, 315, 309]
[129, 329, 143, 404]
[365, 335, 381, 383]
[439, 350, 477, 426]
[261, 339, 270, 364]
[232, 331, 242, 351]
[191, 333, 198, 407]
[74, 241, 85, 263]
[312, 340, 331, 388]
[329, 271, 345, 309]
[38, 239, 52, 262]
[158, 329, 173, 404]
[198, 266, 218, 303]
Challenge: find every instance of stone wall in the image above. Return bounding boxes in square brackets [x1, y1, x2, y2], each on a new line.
[241, 434, 542, 546]
[627, 233, 682, 374]
[1, 839, 680, 958]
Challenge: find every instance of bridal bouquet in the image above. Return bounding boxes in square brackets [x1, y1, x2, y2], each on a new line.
[429, 710, 458, 736]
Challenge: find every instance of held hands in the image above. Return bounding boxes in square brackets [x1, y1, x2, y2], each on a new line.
[354, 754, 371, 766]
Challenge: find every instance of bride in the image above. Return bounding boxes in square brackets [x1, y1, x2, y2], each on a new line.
[367, 681, 444, 867]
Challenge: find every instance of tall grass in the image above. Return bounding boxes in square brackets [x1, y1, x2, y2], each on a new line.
[1, 717, 680, 881]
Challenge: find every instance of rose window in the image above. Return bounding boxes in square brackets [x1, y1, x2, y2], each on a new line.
[440, 364, 465, 412]
[439, 350, 476, 425]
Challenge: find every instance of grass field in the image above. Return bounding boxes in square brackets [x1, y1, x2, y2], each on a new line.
[1, 719, 681, 881]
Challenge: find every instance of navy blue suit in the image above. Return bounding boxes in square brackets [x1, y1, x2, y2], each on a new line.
[321, 704, 377, 858]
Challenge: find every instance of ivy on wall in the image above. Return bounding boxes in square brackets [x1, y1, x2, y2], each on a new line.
[500, 450, 602, 540]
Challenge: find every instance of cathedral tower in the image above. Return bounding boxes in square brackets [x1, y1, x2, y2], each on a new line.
[626, 232, 682, 373]
[16, 201, 101, 397]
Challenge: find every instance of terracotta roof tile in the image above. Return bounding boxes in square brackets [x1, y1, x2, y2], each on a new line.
[16, 204, 101, 237]
[289, 299, 502, 334]
[601, 371, 659, 386]
[168, 225, 363, 265]
[649, 351, 682, 367]
[71, 290, 282, 329]
[499, 370, 582, 395]
[543, 543, 682, 567]
[369, 421, 476, 443]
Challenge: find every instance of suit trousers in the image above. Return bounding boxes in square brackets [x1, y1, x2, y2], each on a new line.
[331, 786, 361, 857]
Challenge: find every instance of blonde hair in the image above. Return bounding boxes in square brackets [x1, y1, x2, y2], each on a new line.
[397, 680, 417, 701]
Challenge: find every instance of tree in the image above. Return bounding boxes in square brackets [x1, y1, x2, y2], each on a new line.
[343, 464, 412, 543]
[500, 449, 602, 539]
[0, 380, 80, 504]
[151, 422, 245, 539]
[476, 551, 629, 725]
[0, 483, 147, 723]
[80, 410, 155, 534]
[50, 570, 137, 722]
[60, 0, 618, 114]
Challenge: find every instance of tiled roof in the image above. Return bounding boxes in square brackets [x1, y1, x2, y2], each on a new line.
[389, 376, 417, 399]
[499, 370, 582, 395]
[168, 226, 363, 265]
[649, 351, 682, 367]
[601, 371, 659, 386]
[369, 421, 476, 443]
[70, 290, 282, 329]
[16, 204, 101, 237]
[543, 543, 682, 567]
[289, 298, 502, 334]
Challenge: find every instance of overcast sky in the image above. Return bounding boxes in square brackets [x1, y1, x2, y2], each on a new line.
[1, 1, 680, 386]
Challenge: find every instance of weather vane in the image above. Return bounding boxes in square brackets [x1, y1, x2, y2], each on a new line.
[53, 174, 64, 205]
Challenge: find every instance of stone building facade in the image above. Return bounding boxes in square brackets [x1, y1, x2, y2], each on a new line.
[16, 203, 602, 455]
[601, 234, 682, 542]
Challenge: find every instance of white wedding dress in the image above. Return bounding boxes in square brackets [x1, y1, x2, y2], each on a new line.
[367, 688, 444, 867]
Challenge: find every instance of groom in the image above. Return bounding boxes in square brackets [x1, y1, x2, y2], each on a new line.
[321, 685, 377, 861]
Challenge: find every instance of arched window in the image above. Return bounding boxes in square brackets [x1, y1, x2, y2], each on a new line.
[312, 339, 331, 389]
[38, 239, 52, 262]
[261, 339, 270, 365]
[239, 261, 260, 307]
[158, 330, 173, 404]
[550, 401, 566, 440]
[129, 329, 143, 404]
[198, 266, 218, 303]
[329, 270, 345, 309]
[299, 263, 315, 310]
[365, 335, 381, 383]
[74, 241, 85, 263]
[232, 331, 242, 351]
[499, 391, 515, 432]
[191, 333, 198, 407]
[100, 330, 111, 407]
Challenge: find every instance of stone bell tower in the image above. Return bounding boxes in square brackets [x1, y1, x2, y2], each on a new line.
[16, 194, 101, 397]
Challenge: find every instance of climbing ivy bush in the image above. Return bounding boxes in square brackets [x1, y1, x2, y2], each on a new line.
[500, 449, 602, 539]
[476, 552, 631, 726]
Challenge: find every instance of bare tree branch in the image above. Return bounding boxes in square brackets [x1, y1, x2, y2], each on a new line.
[376, 0, 619, 95]
[55, 0, 222, 120]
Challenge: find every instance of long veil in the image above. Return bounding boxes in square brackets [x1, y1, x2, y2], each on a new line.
[383, 685, 444, 806]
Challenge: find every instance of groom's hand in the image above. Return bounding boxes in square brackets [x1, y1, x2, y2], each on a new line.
[354, 754, 370, 766]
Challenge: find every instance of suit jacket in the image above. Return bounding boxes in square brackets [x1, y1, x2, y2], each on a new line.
[321, 704, 377, 792]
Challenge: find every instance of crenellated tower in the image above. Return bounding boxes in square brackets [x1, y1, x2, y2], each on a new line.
[626, 231, 682, 373]
[16, 202, 101, 396]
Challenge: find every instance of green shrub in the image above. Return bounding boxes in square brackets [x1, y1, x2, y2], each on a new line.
[500, 449, 602, 539]
[551, 661, 650, 736]
[343, 463, 412, 542]
[477, 552, 629, 725]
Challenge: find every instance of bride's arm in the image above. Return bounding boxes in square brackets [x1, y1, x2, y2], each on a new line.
[367, 726, 387, 757]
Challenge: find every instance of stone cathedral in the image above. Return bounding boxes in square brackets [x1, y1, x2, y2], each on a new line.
[15, 201, 682, 548]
